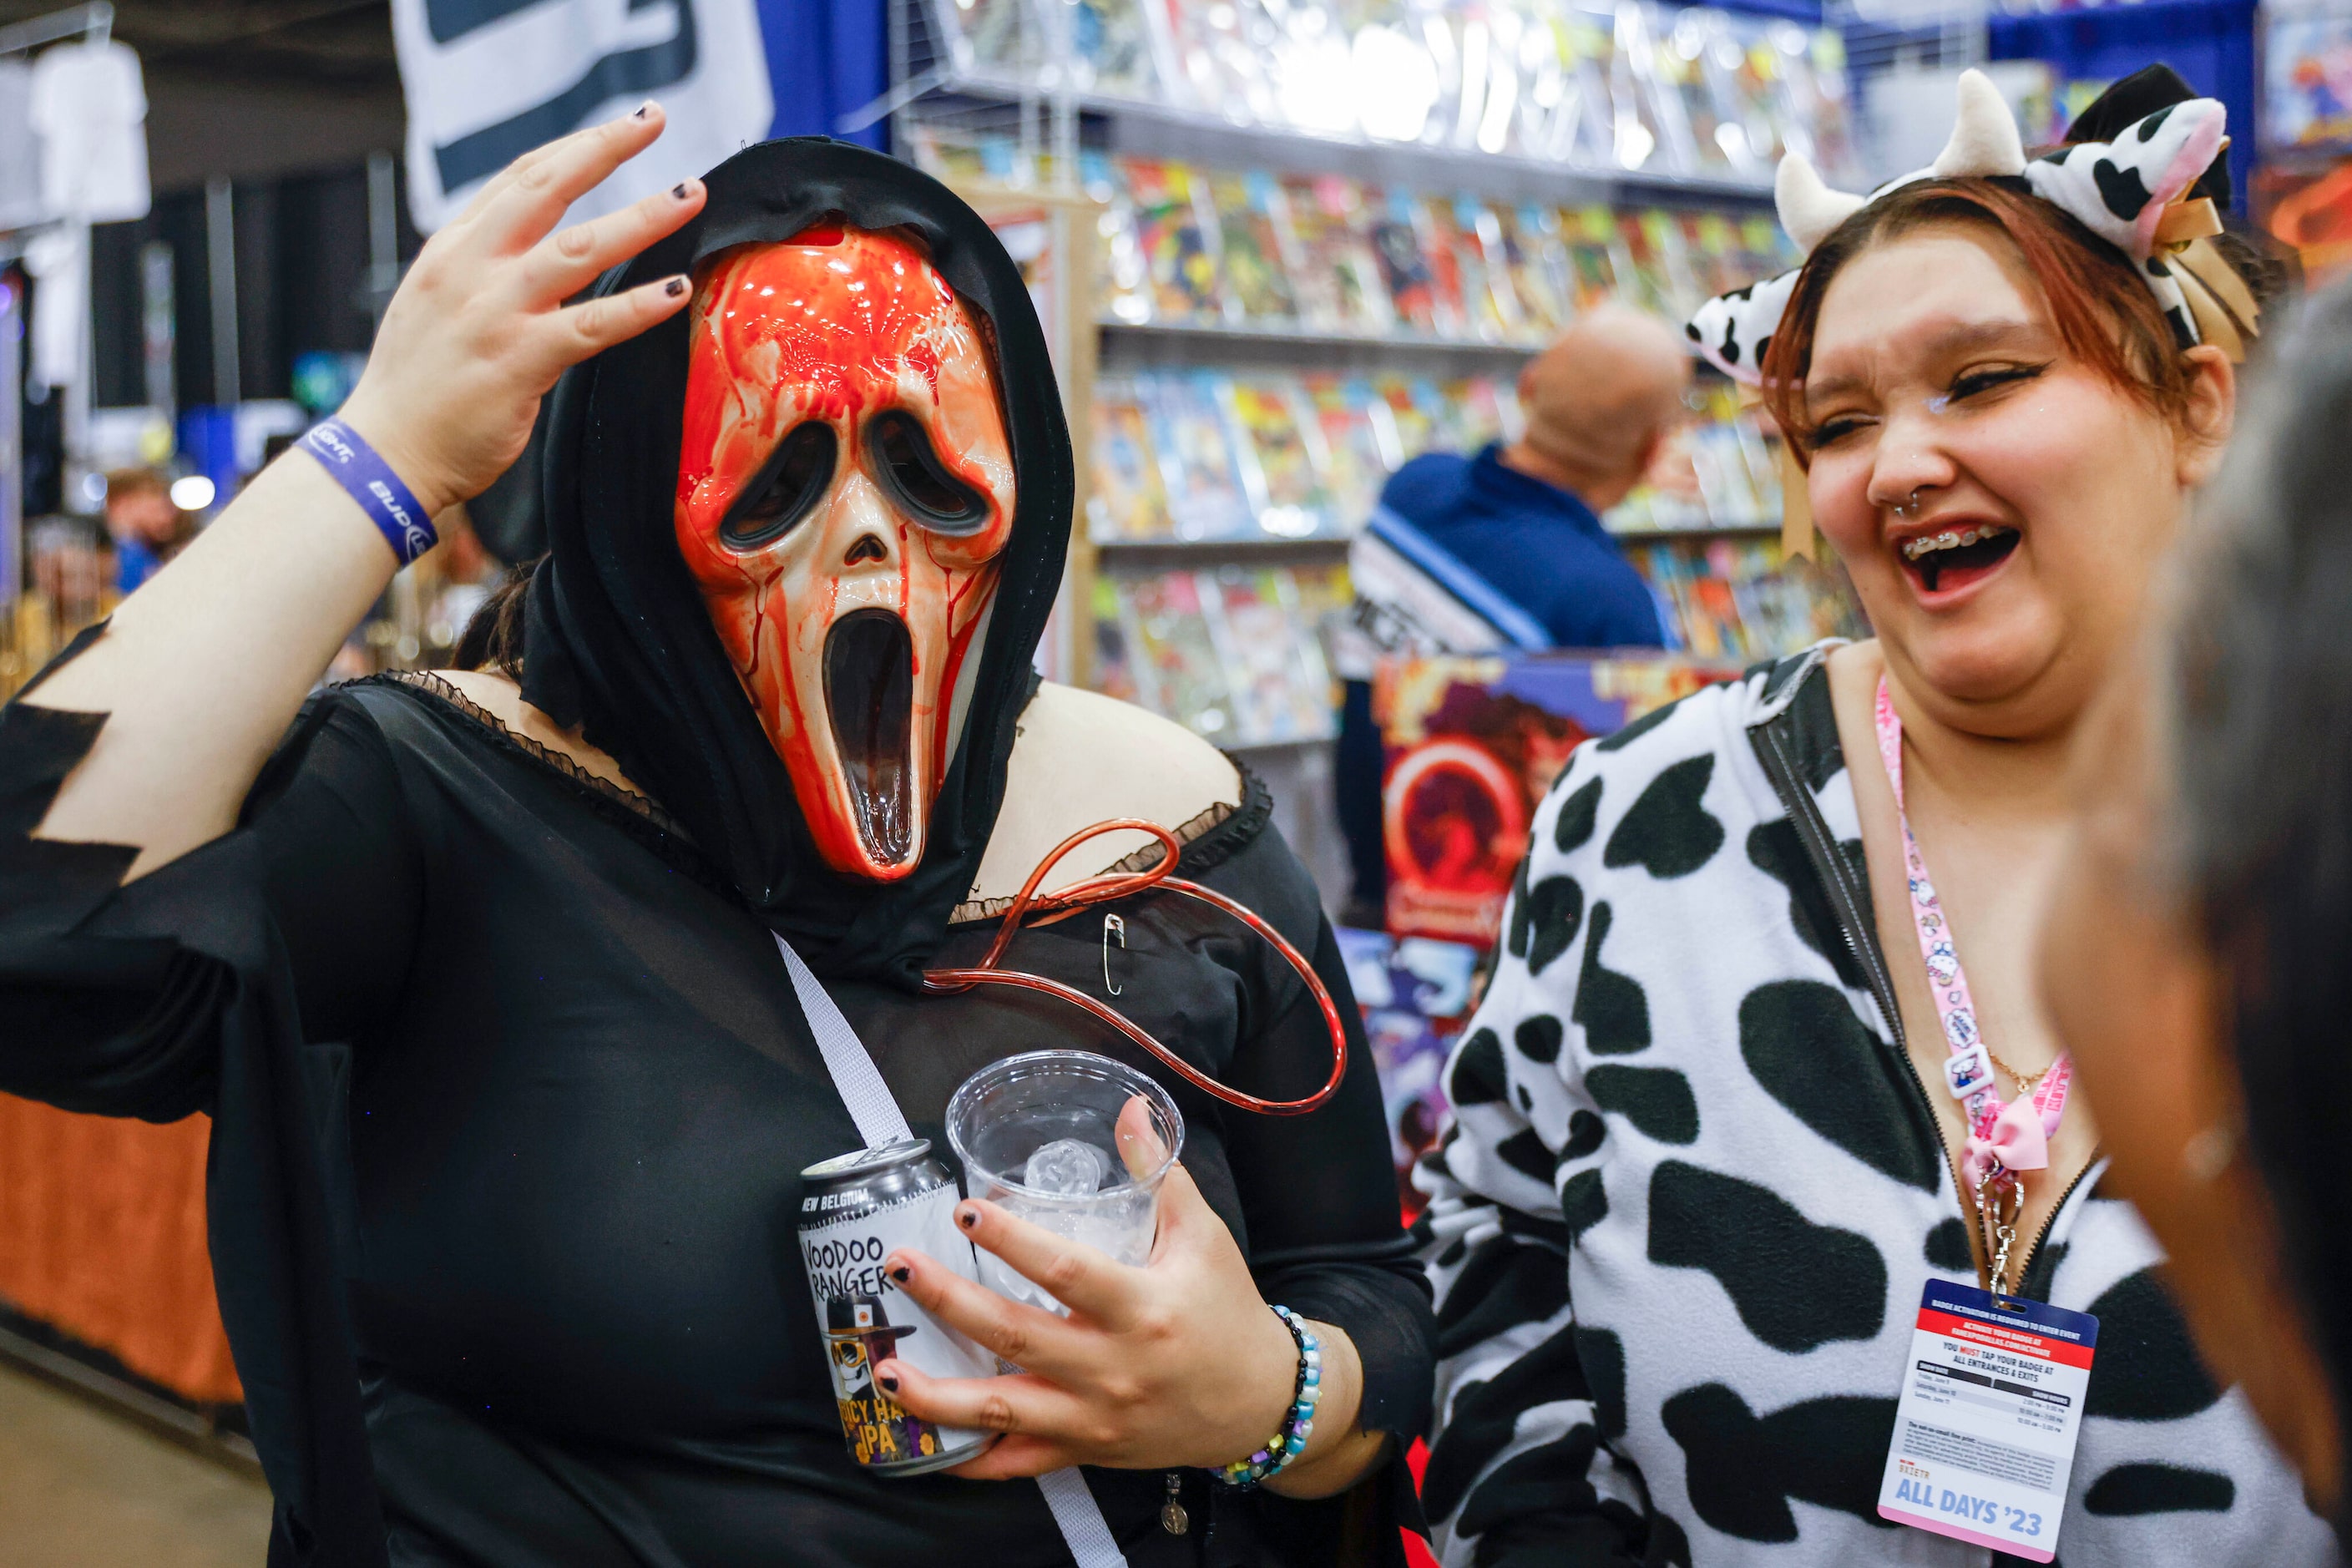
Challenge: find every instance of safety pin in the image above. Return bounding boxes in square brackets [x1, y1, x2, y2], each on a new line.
[1102, 913, 1126, 996]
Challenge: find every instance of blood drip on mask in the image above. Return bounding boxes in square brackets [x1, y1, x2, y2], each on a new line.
[672, 228, 1018, 880]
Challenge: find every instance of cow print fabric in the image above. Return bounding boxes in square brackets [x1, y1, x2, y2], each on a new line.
[1688, 95, 2227, 385]
[1416, 647, 2335, 1566]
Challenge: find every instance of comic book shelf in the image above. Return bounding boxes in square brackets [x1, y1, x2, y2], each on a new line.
[898, 0, 1876, 899]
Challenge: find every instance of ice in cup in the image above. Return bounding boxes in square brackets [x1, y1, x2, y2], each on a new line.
[944, 1051, 1184, 1315]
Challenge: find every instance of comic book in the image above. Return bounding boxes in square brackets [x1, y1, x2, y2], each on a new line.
[1123, 159, 1224, 322]
[1373, 376, 1448, 464]
[1562, 205, 1624, 309]
[1087, 382, 1171, 542]
[1442, 377, 1509, 452]
[1162, 0, 1279, 122]
[1685, 416, 1752, 527]
[1416, 196, 1504, 341]
[1521, 6, 1618, 165]
[1676, 210, 1743, 300]
[1644, 8, 1731, 178]
[1121, 569, 1240, 740]
[1089, 150, 1155, 325]
[1637, 209, 1704, 317]
[1368, 188, 1446, 336]
[1302, 374, 1394, 523]
[1201, 566, 1334, 744]
[1138, 372, 1254, 540]
[1499, 203, 1576, 342]
[1467, 199, 1530, 341]
[1727, 212, 1793, 291]
[1207, 169, 1302, 324]
[1707, 10, 1791, 170]
[1773, 23, 1864, 187]
[1611, 210, 1674, 315]
[1602, 0, 1676, 174]
[1227, 376, 1334, 538]
[1090, 575, 1142, 706]
[1493, 377, 1525, 444]
[1278, 174, 1393, 333]
[942, 0, 1166, 99]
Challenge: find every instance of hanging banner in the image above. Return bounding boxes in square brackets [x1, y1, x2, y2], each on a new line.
[391, 0, 773, 235]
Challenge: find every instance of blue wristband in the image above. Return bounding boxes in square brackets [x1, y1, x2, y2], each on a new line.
[299, 417, 438, 566]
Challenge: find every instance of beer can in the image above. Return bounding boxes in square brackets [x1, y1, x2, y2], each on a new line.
[798, 1138, 999, 1474]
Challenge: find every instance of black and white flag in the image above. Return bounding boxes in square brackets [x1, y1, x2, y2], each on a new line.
[392, 0, 774, 234]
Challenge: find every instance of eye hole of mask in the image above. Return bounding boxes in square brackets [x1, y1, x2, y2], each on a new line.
[720, 421, 838, 550]
[867, 409, 993, 535]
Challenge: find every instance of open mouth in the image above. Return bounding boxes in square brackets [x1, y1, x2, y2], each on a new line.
[823, 609, 914, 867]
[1899, 524, 2021, 596]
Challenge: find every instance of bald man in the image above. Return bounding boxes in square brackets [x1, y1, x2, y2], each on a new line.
[1378, 303, 1691, 648]
[1333, 306, 1691, 923]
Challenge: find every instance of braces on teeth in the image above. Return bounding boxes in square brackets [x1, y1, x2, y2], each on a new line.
[1900, 526, 2013, 562]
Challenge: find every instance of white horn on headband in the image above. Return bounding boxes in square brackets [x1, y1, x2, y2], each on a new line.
[1776, 154, 1865, 253]
[1931, 68, 2029, 179]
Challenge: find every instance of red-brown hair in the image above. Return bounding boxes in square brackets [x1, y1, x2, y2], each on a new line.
[1759, 177, 2272, 459]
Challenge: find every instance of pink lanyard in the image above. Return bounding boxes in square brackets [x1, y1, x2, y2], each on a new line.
[1873, 677, 2071, 1194]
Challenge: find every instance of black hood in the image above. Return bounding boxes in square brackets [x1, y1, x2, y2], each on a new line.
[518, 137, 1074, 989]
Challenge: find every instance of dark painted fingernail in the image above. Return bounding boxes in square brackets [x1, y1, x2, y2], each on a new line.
[672, 182, 689, 200]
[634, 100, 656, 119]
[957, 1206, 979, 1230]
[878, 1373, 899, 1393]
[889, 1264, 911, 1284]
[665, 277, 686, 297]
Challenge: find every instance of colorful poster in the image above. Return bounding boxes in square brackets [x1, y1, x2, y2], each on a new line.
[2268, 10, 2352, 152]
[1376, 653, 1738, 943]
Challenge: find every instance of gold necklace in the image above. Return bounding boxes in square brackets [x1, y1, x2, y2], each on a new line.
[1985, 1049, 2050, 1095]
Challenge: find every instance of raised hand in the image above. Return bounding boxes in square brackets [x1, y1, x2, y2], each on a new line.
[337, 103, 706, 517]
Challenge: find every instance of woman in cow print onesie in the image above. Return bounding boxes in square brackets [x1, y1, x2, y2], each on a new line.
[1415, 66, 2332, 1568]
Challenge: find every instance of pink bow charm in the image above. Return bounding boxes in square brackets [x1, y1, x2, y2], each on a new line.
[1963, 1098, 2051, 1188]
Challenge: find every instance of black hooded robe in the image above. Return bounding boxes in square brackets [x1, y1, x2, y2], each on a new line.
[0, 140, 1431, 1567]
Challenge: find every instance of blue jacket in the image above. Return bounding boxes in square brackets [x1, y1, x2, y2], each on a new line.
[1378, 443, 1664, 649]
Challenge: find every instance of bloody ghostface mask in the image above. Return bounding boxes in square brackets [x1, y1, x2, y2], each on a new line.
[675, 225, 1017, 882]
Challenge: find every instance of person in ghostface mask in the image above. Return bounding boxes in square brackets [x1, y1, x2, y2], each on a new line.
[0, 113, 1430, 1568]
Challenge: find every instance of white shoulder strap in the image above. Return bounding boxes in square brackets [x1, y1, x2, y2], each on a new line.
[774, 936, 1131, 1568]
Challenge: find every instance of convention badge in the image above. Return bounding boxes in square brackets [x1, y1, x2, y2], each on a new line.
[1878, 1281, 2097, 1561]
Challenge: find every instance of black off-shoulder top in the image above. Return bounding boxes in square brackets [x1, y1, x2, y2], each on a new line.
[0, 660, 1431, 1568]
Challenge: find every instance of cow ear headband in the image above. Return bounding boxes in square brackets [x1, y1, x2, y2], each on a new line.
[1687, 68, 2258, 387]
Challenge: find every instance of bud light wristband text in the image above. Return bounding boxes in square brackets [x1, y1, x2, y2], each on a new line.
[299, 417, 438, 566]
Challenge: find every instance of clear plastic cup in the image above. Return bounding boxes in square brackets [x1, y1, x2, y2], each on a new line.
[945, 1050, 1184, 1316]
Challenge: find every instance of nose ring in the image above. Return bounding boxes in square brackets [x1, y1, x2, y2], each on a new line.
[1895, 489, 1921, 518]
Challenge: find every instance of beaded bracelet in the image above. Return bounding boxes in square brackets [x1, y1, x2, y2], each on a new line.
[1212, 1304, 1321, 1490]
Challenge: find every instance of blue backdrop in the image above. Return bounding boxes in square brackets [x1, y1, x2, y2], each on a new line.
[1990, 0, 2258, 213]
[756, 0, 890, 149]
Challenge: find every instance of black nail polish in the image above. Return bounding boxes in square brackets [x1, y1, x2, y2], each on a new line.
[633, 104, 651, 120]
[878, 1374, 899, 1393]
[889, 1265, 911, 1285]
[957, 1208, 978, 1231]
[665, 278, 686, 297]
[672, 182, 689, 200]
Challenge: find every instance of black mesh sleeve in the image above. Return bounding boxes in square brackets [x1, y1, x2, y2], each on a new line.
[0, 684, 422, 1119]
